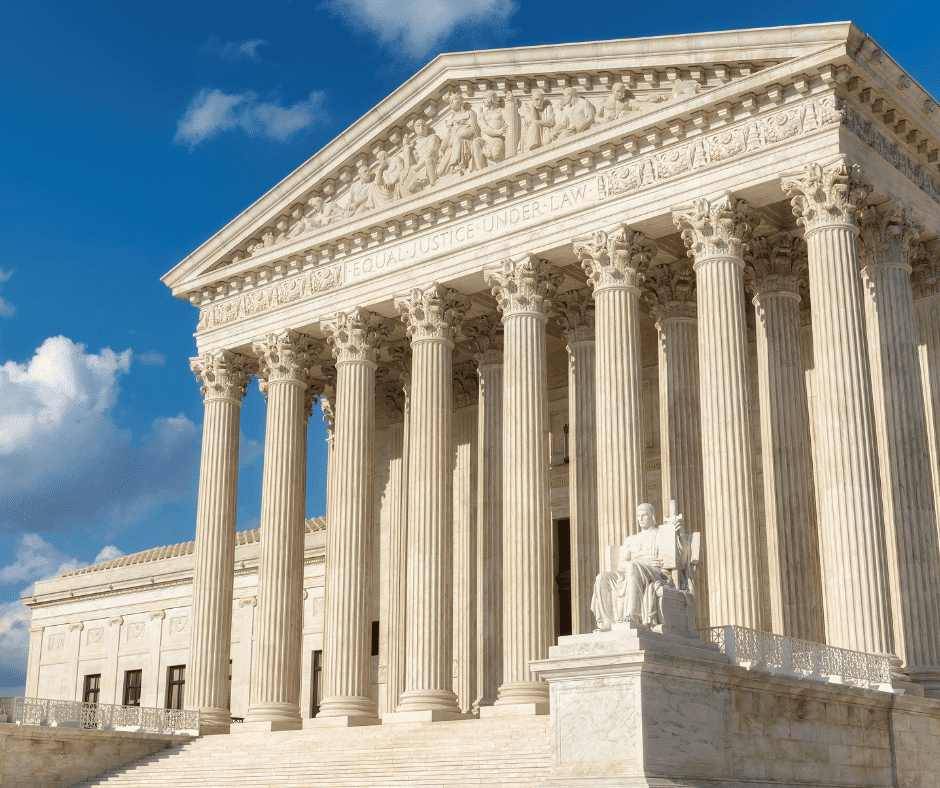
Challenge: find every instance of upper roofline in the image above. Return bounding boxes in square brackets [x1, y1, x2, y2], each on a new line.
[161, 21, 858, 291]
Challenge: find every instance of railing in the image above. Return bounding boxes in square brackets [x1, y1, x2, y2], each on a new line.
[701, 626, 898, 693]
[0, 697, 200, 734]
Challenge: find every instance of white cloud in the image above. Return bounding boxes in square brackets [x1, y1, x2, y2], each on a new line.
[137, 350, 166, 366]
[174, 89, 328, 149]
[321, 0, 516, 56]
[0, 534, 125, 691]
[0, 269, 15, 318]
[0, 337, 200, 537]
[199, 36, 269, 62]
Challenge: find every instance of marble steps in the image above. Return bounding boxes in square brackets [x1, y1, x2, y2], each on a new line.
[74, 715, 552, 787]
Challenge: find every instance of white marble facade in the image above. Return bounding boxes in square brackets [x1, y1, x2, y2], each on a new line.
[24, 22, 940, 734]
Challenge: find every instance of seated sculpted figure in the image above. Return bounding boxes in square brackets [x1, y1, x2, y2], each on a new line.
[591, 502, 699, 635]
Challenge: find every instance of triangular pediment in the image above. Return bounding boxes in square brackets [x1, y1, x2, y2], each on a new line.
[163, 22, 862, 298]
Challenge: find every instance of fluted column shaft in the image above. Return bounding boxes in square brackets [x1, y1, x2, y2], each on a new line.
[319, 320, 380, 717]
[782, 159, 894, 657]
[395, 286, 469, 714]
[576, 228, 655, 547]
[914, 291, 940, 534]
[485, 255, 560, 707]
[860, 204, 940, 693]
[245, 333, 312, 727]
[554, 288, 597, 635]
[751, 289, 825, 641]
[656, 316, 707, 628]
[674, 196, 763, 629]
[453, 402, 478, 712]
[188, 351, 252, 730]
[474, 353, 503, 707]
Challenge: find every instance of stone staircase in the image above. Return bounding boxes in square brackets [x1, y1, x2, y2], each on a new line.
[72, 715, 552, 787]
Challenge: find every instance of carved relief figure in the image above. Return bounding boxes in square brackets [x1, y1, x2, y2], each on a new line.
[345, 164, 378, 217]
[438, 92, 485, 176]
[478, 90, 507, 164]
[554, 86, 596, 140]
[520, 89, 555, 153]
[591, 503, 695, 631]
[401, 118, 441, 195]
[600, 82, 632, 122]
[288, 196, 343, 238]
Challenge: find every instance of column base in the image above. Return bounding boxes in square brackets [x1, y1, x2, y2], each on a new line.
[242, 701, 302, 729]
[493, 680, 550, 706]
[902, 666, 940, 698]
[303, 715, 381, 728]
[479, 702, 549, 717]
[196, 705, 232, 734]
[396, 688, 461, 714]
[316, 696, 378, 719]
[383, 709, 473, 724]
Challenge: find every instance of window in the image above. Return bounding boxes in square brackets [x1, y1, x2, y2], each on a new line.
[165, 665, 186, 710]
[310, 651, 323, 718]
[371, 620, 380, 657]
[83, 674, 101, 704]
[123, 669, 142, 707]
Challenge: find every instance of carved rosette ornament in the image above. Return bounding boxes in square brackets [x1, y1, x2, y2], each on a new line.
[552, 287, 595, 343]
[643, 260, 697, 322]
[395, 284, 471, 344]
[912, 243, 940, 300]
[252, 330, 319, 393]
[672, 193, 755, 263]
[190, 350, 254, 402]
[484, 254, 563, 318]
[743, 233, 808, 298]
[575, 225, 656, 292]
[781, 157, 873, 234]
[463, 314, 504, 367]
[322, 308, 390, 366]
[858, 200, 924, 270]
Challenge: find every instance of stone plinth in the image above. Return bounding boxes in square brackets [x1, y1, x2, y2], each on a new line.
[532, 626, 940, 788]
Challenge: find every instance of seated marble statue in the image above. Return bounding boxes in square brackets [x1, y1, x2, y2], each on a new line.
[591, 502, 700, 635]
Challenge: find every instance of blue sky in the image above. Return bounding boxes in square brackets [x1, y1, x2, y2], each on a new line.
[1, 0, 937, 694]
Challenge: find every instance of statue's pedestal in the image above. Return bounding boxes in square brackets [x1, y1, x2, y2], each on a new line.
[531, 624, 940, 787]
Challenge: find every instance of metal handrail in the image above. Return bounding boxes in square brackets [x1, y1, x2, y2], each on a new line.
[0, 696, 200, 734]
[700, 625, 898, 693]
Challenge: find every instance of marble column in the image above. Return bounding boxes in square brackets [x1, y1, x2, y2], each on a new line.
[381, 344, 411, 715]
[743, 234, 825, 643]
[394, 284, 470, 716]
[673, 194, 763, 630]
[484, 254, 562, 709]
[318, 310, 388, 720]
[859, 201, 940, 695]
[781, 158, 894, 657]
[464, 315, 504, 710]
[187, 350, 253, 731]
[245, 331, 316, 729]
[913, 244, 940, 534]
[452, 362, 479, 713]
[553, 287, 598, 635]
[575, 227, 656, 547]
[643, 260, 708, 630]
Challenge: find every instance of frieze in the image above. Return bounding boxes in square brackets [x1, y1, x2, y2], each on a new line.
[840, 103, 940, 207]
[599, 95, 841, 199]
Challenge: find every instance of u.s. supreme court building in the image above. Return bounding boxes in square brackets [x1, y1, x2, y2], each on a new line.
[20, 21, 940, 788]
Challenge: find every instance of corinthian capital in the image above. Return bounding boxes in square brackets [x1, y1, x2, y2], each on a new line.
[912, 243, 940, 300]
[453, 361, 479, 408]
[858, 199, 923, 269]
[252, 330, 319, 393]
[643, 260, 697, 321]
[673, 193, 755, 262]
[322, 308, 391, 365]
[552, 287, 595, 343]
[743, 232, 808, 297]
[395, 284, 470, 344]
[190, 350, 254, 402]
[575, 225, 656, 292]
[463, 314, 504, 366]
[484, 254, 563, 318]
[781, 157, 872, 232]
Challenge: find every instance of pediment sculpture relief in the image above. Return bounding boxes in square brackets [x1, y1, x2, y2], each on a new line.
[591, 501, 701, 637]
[227, 76, 704, 265]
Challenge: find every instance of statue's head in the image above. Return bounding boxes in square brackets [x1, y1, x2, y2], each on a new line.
[414, 118, 428, 136]
[636, 503, 656, 530]
[531, 89, 545, 107]
[612, 82, 627, 101]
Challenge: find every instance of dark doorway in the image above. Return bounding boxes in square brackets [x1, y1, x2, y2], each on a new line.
[555, 518, 572, 638]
